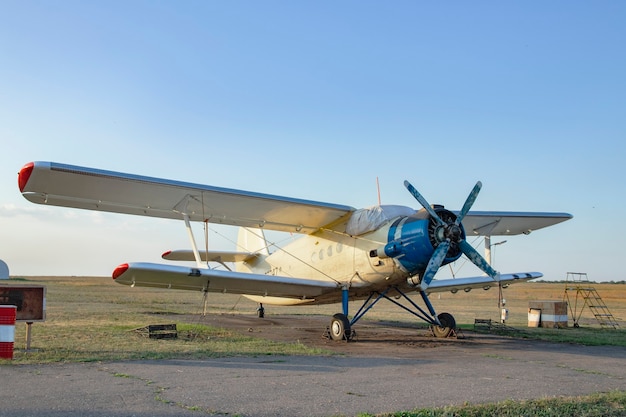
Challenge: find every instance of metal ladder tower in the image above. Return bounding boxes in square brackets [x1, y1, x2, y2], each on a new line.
[563, 272, 619, 329]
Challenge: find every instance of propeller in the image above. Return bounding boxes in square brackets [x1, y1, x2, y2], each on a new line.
[456, 181, 482, 225]
[404, 180, 499, 291]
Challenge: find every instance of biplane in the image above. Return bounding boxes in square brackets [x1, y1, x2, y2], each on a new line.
[18, 161, 571, 340]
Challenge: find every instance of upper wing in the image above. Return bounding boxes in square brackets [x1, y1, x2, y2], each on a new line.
[18, 161, 355, 234]
[460, 211, 572, 236]
[112, 262, 339, 299]
[18, 162, 571, 236]
[427, 272, 541, 293]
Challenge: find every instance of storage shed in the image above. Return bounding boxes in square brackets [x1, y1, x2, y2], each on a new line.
[528, 301, 568, 328]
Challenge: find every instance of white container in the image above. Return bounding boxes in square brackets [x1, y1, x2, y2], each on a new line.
[528, 308, 541, 328]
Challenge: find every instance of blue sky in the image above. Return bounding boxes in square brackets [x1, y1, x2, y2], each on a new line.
[1, 1, 624, 281]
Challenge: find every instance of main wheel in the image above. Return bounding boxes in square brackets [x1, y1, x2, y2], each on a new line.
[432, 312, 456, 338]
[329, 313, 351, 341]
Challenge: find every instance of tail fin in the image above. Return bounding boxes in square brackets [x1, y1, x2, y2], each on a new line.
[237, 227, 269, 255]
[236, 227, 270, 273]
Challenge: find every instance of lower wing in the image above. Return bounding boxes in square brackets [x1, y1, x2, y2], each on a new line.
[112, 262, 539, 302]
[427, 272, 541, 294]
[112, 263, 339, 300]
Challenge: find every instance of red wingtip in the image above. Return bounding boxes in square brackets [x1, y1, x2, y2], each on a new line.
[112, 263, 129, 280]
[162, 250, 172, 259]
[18, 162, 35, 192]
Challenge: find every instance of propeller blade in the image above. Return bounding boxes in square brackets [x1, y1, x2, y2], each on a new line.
[419, 241, 450, 291]
[459, 240, 499, 279]
[456, 181, 482, 225]
[404, 180, 445, 226]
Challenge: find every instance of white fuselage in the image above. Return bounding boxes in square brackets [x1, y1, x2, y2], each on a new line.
[240, 224, 409, 305]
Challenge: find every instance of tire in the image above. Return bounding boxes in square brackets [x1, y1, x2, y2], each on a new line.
[329, 313, 351, 341]
[432, 312, 456, 338]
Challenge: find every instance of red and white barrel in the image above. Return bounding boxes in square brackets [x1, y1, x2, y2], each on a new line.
[0, 305, 16, 360]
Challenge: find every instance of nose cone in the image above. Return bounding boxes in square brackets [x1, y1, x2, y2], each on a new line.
[446, 224, 463, 243]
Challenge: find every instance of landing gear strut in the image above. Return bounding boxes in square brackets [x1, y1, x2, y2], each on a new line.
[327, 286, 457, 342]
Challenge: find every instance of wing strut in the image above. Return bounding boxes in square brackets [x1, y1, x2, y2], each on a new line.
[183, 213, 204, 268]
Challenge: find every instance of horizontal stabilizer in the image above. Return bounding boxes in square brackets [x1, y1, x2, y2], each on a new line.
[162, 250, 258, 263]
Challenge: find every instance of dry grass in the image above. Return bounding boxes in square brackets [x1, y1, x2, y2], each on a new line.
[6, 276, 330, 363]
[365, 390, 626, 417]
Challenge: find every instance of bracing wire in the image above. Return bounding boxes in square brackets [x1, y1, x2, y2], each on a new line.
[448, 235, 484, 277]
[208, 225, 343, 285]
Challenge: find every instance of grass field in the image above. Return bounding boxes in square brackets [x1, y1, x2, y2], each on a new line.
[2, 276, 624, 363]
[2, 276, 625, 416]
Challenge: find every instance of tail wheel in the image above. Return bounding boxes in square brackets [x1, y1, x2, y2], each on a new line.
[432, 312, 456, 338]
[329, 313, 351, 341]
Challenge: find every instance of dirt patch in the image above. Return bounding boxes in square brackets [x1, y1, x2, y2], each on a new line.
[174, 312, 480, 357]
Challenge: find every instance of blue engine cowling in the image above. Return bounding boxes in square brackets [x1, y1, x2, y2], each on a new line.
[379, 206, 465, 276]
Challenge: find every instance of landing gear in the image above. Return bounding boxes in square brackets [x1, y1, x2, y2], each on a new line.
[326, 286, 458, 342]
[431, 312, 456, 338]
[329, 313, 352, 341]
